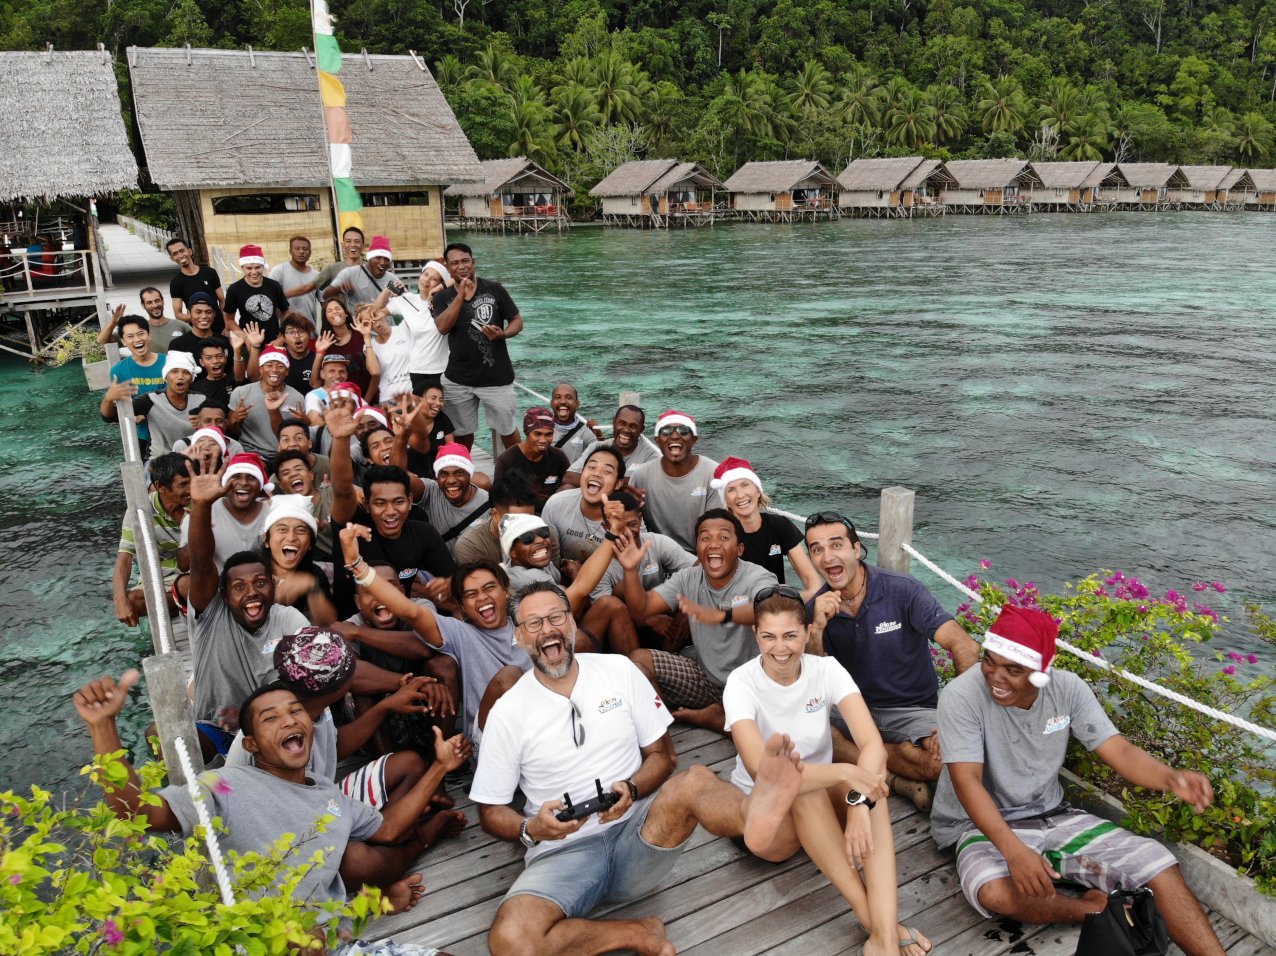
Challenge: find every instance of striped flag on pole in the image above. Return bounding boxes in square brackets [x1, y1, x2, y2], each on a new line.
[312, 0, 363, 233]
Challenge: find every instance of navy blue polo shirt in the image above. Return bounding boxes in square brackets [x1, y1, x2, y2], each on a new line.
[806, 564, 953, 709]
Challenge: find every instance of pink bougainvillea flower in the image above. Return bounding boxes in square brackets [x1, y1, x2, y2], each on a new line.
[1006, 578, 1019, 590]
[978, 559, 991, 570]
[1247, 653, 1259, 665]
[1212, 582, 1227, 593]
[1137, 605, 1149, 614]
[1129, 581, 1150, 599]
[101, 920, 123, 946]
[1228, 651, 1244, 662]
[1192, 582, 1208, 592]
[1222, 665, 1236, 676]
[8, 874, 20, 885]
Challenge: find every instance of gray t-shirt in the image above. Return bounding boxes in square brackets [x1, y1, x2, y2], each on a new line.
[138, 390, 204, 455]
[160, 765, 380, 908]
[190, 594, 310, 724]
[332, 264, 402, 310]
[568, 435, 660, 474]
[590, 531, 695, 601]
[229, 381, 304, 457]
[628, 455, 720, 553]
[505, 562, 560, 596]
[180, 499, 268, 570]
[431, 616, 529, 745]
[418, 481, 490, 551]
[148, 318, 191, 353]
[553, 417, 595, 464]
[269, 261, 321, 327]
[225, 708, 338, 781]
[653, 560, 778, 686]
[540, 489, 607, 564]
[454, 522, 561, 569]
[929, 667, 1120, 849]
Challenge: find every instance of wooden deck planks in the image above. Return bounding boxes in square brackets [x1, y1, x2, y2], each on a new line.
[365, 723, 1275, 956]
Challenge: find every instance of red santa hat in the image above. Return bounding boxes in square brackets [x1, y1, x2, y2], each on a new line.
[711, 456, 762, 494]
[238, 243, 266, 267]
[983, 605, 1059, 688]
[355, 404, 389, 429]
[329, 381, 362, 404]
[367, 236, 393, 261]
[433, 442, 474, 477]
[221, 452, 272, 493]
[189, 426, 228, 454]
[655, 409, 697, 436]
[258, 346, 291, 368]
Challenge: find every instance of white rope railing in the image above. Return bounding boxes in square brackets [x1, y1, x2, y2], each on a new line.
[134, 506, 175, 657]
[172, 735, 236, 905]
[768, 505, 879, 539]
[899, 543, 1276, 743]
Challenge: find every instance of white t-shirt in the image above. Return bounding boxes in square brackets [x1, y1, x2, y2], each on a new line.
[370, 324, 414, 399]
[470, 654, 673, 862]
[389, 293, 449, 375]
[722, 654, 860, 793]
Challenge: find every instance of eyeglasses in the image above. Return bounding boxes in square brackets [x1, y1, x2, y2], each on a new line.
[569, 700, 585, 748]
[519, 608, 570, 635]
[657, 425, 693, 438]
[804, 511, 856, 535]
[753, 584, 803, 608]
[513, 527, 551, 547]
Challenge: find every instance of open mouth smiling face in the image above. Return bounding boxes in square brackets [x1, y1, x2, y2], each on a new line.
[226, 474, 261, 511]
[460, 570, 507, 629]
[696, 518, 742, 580]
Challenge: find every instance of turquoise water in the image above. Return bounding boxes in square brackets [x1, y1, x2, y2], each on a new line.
[2, 211, 1273, 795]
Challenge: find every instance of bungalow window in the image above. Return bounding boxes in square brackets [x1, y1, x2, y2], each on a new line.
[212, 193, 321, 214]
[361, 192, 430, 207]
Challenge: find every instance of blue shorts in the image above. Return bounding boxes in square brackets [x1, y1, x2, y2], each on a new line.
[195, 721, 235, 756]
[504, 794, 684, 918]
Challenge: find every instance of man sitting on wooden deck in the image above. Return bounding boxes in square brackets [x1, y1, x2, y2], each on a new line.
[471, 578, 806, 956]
[931, 605, 1226, 956]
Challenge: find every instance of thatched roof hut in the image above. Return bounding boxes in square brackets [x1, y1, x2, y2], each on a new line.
[1, 49, 138, 203]
[1029, 161, 1100, 190]
[944, 159, 1041, 208]
[837, 157, 953, 212]
[1242, 168, 1276, 205]
[1027, 161, 1120, 207]
[722, 160, 838, 217]
[1174, 165, 1233, 204]
[445, 157, 570, 226]
[1113, 163, 1188, 190]
[589, 159, 723, 223]
[589, 159, 683, 198]
[837, 157, 927, 192]
[127, 46, 480, 266]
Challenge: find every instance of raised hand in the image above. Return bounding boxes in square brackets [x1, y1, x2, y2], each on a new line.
[110, 303, 126, 324]
[432, 726, 472, 772]
[229, 399, 252, 427]
[614, 532, 651, 572]
[73, 669, 140, 727]
[188, 459, 227, 506]
[339, 521, 374, 567]
[810, 591, 840, 631]
[227, 327, 246, 352]
[244, 321, 266, 349]
[457, 276, 477, 301]
[104, 377, 137, 403]
[324, 403, 358, 440]
[264, 390, 288, 412]
[314, 330, 335, 355]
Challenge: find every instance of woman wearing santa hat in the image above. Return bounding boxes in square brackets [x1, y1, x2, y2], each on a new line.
[255, 494, 337, 624]
[713, 456, 822, 598]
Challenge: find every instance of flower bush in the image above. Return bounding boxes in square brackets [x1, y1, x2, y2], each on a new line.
[48, 326, 106, 367]
[0, 752, 386, 954]
[954, 566, 1276, 895]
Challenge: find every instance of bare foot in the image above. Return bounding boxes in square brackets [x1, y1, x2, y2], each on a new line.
[897, 923, 932, 956]
[670, 703, 725, 732]
[384, 873, 426, 913]
[743, 733, 804, 856]
[633, 916, 676, 956]
[429, 791, 455, 810]
[889, 774, 933, 813]
[418, 809, 467, 849]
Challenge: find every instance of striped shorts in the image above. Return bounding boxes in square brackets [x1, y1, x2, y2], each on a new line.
[954, 808, 1177, 917]
[339, 755, 392, 810]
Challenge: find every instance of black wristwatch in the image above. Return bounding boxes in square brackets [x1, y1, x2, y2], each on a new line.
[845, 790, 876, 810]
[604, 530, 621, 542]
[519, 818, 539, 848]
[622, 778, 639, 802]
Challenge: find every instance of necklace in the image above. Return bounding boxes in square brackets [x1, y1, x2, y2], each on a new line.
[839, 565, 868, 613]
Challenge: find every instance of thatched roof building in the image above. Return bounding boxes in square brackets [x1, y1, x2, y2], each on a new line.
[589, 159, 684, 198]
[1026, 161, 1125, 207]
[1113, 163, 1188, 191]
[446, 158, 570, 201]
[1030, 161, 1101, 190]
[446, 157, 571, 229]
[944, 159, 1041, 209]
[127, 46, 480, 266]
[837, 157, 953, 213]
[723, 160, 838, 218]
[1, 49, 137, 203]
[589, 159, 723, 224]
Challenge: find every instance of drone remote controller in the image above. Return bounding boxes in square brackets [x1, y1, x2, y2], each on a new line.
[555, 778, 621, 822]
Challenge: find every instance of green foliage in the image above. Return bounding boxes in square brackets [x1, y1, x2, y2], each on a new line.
[48, 326, 106, 366]
[0, 752, 386, 954]
[953, 569, 1276, 896]
[116, 189, 177, 230]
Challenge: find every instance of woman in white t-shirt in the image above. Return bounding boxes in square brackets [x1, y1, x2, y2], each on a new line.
[723, 586, 932, 956]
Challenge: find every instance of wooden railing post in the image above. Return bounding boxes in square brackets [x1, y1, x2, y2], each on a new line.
[143, 653, 203, 786]
[877, 486, 915, 574]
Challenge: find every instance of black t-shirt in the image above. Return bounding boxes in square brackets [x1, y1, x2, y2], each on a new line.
[170, 266, 225, 333]
[168, 332, 232, 368]
[405, 411, 455, 478]
[190, 373, 237, 408]
[356, 511, 458, 593]
[493, 445, 569, 512]
[224, 277, 291, 343]
[431, 277, 518, 387]
[284, 351, 315, 394]
[740, 512, 804, 582]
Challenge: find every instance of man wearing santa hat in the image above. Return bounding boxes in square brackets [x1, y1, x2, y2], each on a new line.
[325, 235, 404, 310]
[931, 605, 1224, 955]
[228, 346, 303, 462]
[222, 243, 291, 343]
[627, 410, 719, 553]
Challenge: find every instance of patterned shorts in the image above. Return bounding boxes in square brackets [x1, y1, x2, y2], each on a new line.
[339, 754, 392, 809]
[954, 808, 1177, 917]
[648, 650, 723, 710]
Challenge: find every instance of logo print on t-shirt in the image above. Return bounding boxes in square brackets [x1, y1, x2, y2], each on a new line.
[597, 697, 623, 714]
[874, 620, 902, 635]
[326, 799, 343, 818]
[1043, 715, 1071, 735]
[245, 293, 275, 322]
[805, 695, 825, 713]
[768, 544, 782, 556]
[262, 637, 281, 655]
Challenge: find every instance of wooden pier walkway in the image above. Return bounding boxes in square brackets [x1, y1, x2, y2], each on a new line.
[366, 723, 1274, 956]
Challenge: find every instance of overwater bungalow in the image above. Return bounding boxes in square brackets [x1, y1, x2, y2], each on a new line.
[1026, 161, 1126, 211]
[589, 159, 724, 228]
[127, 46, 480, 271]
[1245, 169, 1276, 208]
[836, 157, 953, 218]
[943, 159, 1042, 213]
[0, 48, 138, 362]
[445, 158, 571, 233]
[1215, 168, 1254, 208]
[722, 160, 840, 222]
[1173, 166, 1234, 209]
[1111, 163, 1189, 210]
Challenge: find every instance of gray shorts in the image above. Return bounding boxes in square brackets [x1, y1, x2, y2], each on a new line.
[504, 794, 684, 917]
[440, 376, 517, 437]
[831, 704, 937, 745]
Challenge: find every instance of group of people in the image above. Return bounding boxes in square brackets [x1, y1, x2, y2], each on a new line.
[79, 230, 1230, 956]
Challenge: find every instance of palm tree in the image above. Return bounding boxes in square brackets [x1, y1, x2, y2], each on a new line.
[976, 75, 1031, 136]
[838, 65, 883, 128]
[589, 52, 650, 125]
[925, 83, 968, 143]
[790, 59, 833, 112]
[1037, 77, 1083, 138]
[755, 75, 796, 144]
[435, 54, 464, 90]
[879, 76, 915, 115]
[507, 75, 554, 162]
[1060, 114, 1109, 160]
[885, 90, 937, 149]
[466, 43, 517, 92]
[1234, 111, 1273, 160]
[551, 83, 601, 151]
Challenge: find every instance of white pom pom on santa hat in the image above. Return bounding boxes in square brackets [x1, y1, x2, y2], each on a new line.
[982, 604, 1060, 687]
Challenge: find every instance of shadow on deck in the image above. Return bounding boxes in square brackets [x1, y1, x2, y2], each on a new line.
[365, 725, 1273, 956]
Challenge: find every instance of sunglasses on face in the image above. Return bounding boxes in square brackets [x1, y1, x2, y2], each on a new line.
[513, 527, 551, 547]
[657, 425, 693, 438]
[804, 510, 856, 536]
